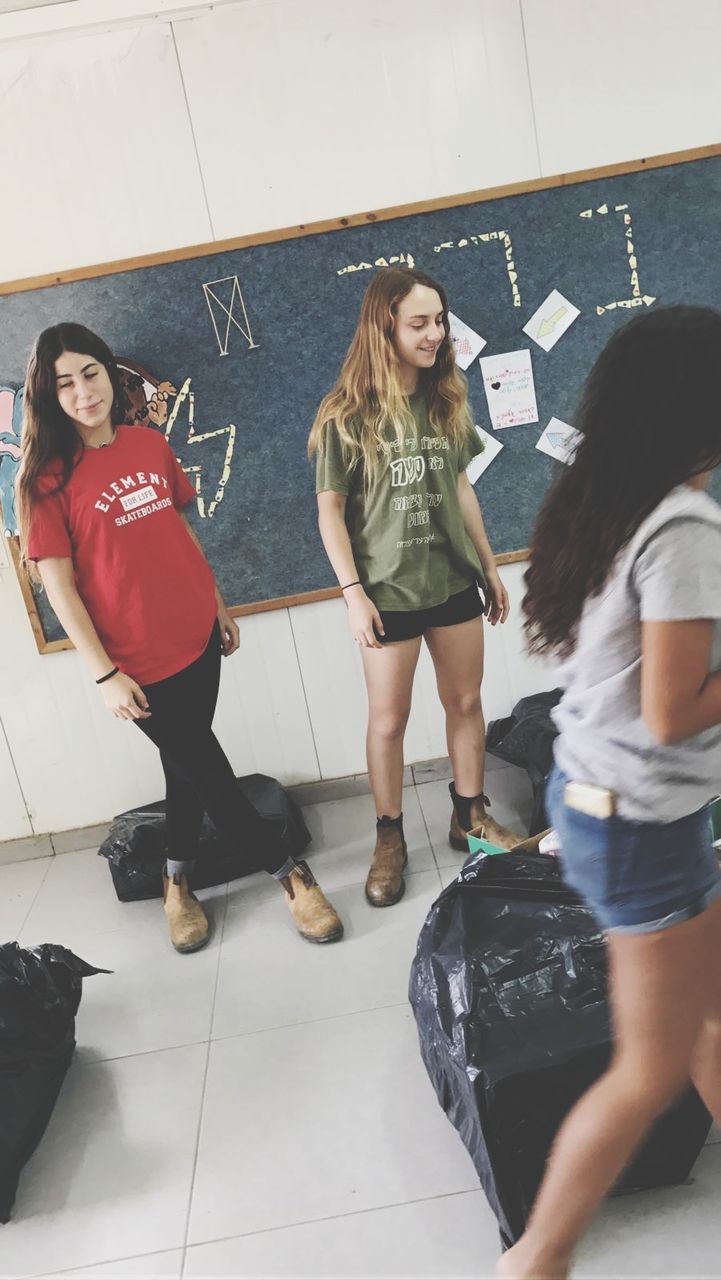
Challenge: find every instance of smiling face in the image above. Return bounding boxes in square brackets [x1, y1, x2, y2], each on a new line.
[54, 350, 115, 441]
[391, 283, 447, 386]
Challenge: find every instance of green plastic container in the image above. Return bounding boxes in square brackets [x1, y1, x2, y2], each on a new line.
[467, 832, 506, 857]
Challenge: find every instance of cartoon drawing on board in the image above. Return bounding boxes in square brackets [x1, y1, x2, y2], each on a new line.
[0, 360, 236, 534]
[0, 385, 23, 535]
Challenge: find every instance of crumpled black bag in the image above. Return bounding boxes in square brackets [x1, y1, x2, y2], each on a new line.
[486, 689, 563, 834]
[0, 943, 108, 1223]
[98, 772, 312, 902]
[409, 851, 711, 1249]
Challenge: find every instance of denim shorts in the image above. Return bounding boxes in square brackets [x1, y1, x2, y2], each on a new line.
[547, 765, 721, 934]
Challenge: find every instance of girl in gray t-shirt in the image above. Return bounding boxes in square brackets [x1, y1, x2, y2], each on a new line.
[499, 306, 721, 1280]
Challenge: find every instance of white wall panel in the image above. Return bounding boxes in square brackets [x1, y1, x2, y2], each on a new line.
[0, 691, 31, 839]
[288, 597, 368, 780]
[496, 561, 559, 703]
[522, 0, 721, 176]
[0, 546, 164, 832]
[211, 607, 320, 785]
[0, 22, 212, 283]
[174, 0, 539, 240]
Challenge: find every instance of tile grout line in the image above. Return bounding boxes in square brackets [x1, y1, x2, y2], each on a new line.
[180, 879, 231, 1271]
[183, 1184, 481, 1257]
[15, 853, 55, 940]
[209, 997, 412, 1049]
[413, 773, 445, 880]
[26, 1187, 483, 1279]
[286, 607, 323, 782]
[23, 1243, 186, 1280]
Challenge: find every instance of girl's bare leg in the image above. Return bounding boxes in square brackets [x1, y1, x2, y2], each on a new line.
[498, 897, 721, 1279]
[425, 617, 485, 797]
[361, 637, 422, 816]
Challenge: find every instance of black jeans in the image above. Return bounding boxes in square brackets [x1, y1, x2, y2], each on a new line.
[135, 623, 284, 874]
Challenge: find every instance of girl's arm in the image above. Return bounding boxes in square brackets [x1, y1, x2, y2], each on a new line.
[180, 513, 239, 656]
[37, 558, 150, 720]
[642, 618, 721, 743]
[316, 491, 384, 648]
[457, 472, 510, 625]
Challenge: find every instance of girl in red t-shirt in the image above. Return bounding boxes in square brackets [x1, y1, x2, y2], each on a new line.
[17, 323, 343, 953]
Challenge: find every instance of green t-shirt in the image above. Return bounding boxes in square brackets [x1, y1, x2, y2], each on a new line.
[315, 390, 486, 611]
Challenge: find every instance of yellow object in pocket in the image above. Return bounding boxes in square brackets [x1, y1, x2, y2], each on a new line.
[564, 780, 616, 820]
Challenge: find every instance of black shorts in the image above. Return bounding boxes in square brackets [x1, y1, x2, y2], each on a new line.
[375, 583, 484, 643]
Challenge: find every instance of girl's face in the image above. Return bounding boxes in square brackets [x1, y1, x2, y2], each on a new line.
[55, 350, 114, 437]
[392, 284, 446, 376]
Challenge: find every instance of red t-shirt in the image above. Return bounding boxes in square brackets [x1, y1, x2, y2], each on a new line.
[28, 426, 217, 684]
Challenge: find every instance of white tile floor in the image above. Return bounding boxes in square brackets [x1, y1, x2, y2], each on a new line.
[2, 761, 720, 1279]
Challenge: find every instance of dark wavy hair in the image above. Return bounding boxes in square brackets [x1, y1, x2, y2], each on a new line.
[523, 305, 721, 657]
[16, 323, 123, 567]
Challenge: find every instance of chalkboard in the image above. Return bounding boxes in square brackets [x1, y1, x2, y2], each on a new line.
[2, 145, 720, 651]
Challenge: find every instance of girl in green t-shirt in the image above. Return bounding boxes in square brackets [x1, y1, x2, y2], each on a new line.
[309, 268, 521, 907]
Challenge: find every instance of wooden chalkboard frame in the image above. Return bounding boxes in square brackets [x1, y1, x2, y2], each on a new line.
[4, 142, 720, 654]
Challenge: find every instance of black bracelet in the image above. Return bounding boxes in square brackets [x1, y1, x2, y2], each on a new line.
[96, 666, 119, 685]
[341, 580, 361, 592]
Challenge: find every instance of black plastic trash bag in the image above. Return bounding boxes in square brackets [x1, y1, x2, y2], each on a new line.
[98, 772, 312, 902]
[409, 850, 711, 1250]
[0, 943, 108, 1223]
[486, 689, 563, 834]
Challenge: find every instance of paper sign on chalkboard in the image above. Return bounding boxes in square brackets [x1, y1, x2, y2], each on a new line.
[480, 350, 539, 430]
[449, 311, 487, 370]
[523, 289, 580, 352]
[466, 426, 503, 484]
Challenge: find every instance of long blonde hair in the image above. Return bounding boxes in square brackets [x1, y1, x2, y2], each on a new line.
[308, 268, 472, 487]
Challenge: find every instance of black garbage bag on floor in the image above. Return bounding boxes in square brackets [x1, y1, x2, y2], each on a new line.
[409, 851, 711, 1250]
[486, 689, 563, 834]
[98, 772, 312, 902]
[0, 943, 108, 1223]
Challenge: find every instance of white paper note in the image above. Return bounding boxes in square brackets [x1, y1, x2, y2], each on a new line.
[536, 417, 582, 465]
[523, 289, 580, 353]
[480, 349, 538, 430]
[466, 425, 503, 484]
[448, 311, 487, 371]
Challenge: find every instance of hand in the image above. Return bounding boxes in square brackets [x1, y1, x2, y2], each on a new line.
[346, 587, 385, 649]
[217, 605, 240, 656]
[146, 381, 178, 427]
[483, 571, 510, 626]
[101, 672, 151, 721]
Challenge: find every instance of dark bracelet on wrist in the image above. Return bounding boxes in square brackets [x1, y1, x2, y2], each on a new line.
[96, 666, 120, 685]
[341, 580, 361, 592]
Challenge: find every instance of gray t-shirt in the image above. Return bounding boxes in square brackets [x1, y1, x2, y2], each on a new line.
[554, 486, 721, 822]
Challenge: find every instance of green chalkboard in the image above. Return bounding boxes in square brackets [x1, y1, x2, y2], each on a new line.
[2, 145, 720, 649]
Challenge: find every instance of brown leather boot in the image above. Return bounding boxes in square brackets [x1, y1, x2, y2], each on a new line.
[162, 873, 210, 953]
[282, 862, 344, 943]
[365, 816, 408, 907]
[448, 784, 524, 852]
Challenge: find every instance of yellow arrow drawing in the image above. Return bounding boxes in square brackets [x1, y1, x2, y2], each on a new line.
[537, 306, 568, 338]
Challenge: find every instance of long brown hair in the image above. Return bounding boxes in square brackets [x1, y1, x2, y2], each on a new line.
[308, 268, 472, 486]
[523, 305, 721, 658]
[16, 323, 123, 568]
